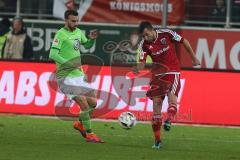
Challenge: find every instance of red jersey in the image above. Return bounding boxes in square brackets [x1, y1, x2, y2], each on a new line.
[138, 29, 184, 73]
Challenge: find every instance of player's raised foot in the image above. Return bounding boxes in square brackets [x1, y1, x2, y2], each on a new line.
[73, 121, 87, 138]
[152, 140, 161, 149]
[163, 119, 171, 131]
[86, 133, 104, 143]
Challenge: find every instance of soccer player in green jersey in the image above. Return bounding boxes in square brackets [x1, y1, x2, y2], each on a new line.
[49, 10, 103, 143]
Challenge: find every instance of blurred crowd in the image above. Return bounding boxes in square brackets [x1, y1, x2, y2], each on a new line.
[0, 16, 33, 60]
[0, 0, 239, 62]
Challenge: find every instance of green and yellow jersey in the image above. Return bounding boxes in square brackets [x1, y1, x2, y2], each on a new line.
[49, 27, 94, 78]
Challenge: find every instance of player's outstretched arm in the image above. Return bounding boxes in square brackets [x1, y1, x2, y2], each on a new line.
[182, 39, 200, 66]
[82, 39, 95, 49]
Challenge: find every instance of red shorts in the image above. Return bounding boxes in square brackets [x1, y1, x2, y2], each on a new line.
[146, 73, 181, 98]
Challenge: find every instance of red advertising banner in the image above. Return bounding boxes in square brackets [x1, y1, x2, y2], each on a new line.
[178, 29, 240, 71]
[180, 71, 240, 125]
[0, 61, 240, 126]
[53, 0, 184, 25]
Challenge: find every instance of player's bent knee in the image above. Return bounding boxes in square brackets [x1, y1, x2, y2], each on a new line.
[74, 96, 85, 102]
[73, 96, 89, 109]
[168, 100, 177, 108]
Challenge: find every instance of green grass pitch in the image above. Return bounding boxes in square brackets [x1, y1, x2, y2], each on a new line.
[0, 115, 240, 160]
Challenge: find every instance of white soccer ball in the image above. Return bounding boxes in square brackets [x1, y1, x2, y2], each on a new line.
[118, 112, 137, 129]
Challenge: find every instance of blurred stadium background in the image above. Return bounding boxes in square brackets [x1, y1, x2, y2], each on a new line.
[0, 0, 240, 160]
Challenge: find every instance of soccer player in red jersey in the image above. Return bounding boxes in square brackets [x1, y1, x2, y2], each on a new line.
[135, 21, 200, 149]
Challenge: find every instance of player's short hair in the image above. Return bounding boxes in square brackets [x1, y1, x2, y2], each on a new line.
[138, 21, 153, 34]
[64, 10, 78, 19]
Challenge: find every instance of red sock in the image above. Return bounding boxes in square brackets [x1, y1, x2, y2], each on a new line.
[151, 114, 162, 141]
[167, 105, 177, 121]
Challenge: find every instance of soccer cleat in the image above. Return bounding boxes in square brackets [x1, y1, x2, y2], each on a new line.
[152, 140, 161, 149]
[73, 121, 87, 138]
[86, 133, 104, 143]
[163, 119, 171, 131]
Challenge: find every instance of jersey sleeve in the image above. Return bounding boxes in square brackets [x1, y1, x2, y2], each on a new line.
[79, 30, 88, 44]
[137, 40, 148, 63]
[49, 48, 67, 64]
[49, 32, 67, 64]
[164, 29, 184, 43]
[51, 32, 64, 50]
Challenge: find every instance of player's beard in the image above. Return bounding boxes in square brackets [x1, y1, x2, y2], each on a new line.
[149, 37, 154, 42]
[147, 31, 157, 43]
[68, 22, 77, 31]
[146, 36, 155, 43]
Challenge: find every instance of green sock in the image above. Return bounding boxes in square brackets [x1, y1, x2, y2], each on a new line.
[79, 110, 92, 133]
